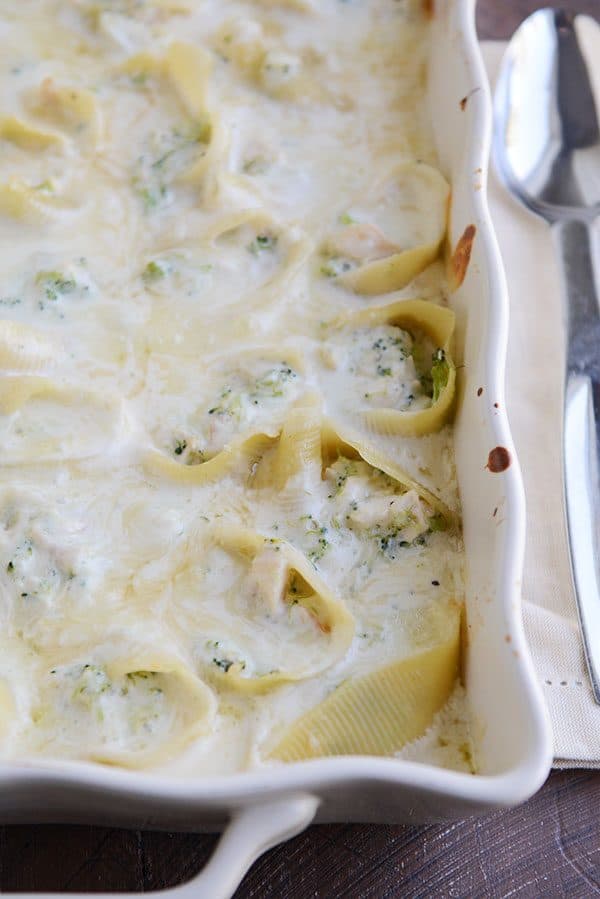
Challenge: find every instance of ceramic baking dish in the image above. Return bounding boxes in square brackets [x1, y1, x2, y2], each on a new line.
[0, 2, 553, 896]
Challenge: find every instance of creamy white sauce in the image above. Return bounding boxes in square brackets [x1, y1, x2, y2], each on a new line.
[322, 324, 433, 414]
[0, 0, 467, 774]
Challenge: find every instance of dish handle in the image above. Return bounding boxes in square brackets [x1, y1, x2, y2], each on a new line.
[0, 794, 320, 899]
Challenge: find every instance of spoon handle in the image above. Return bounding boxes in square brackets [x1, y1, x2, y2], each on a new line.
[556, 218, 600, 702]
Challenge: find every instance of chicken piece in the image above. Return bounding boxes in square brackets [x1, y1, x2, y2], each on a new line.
[347, 489, 429, 542]
[325, 223, 399, 263]
[245, 546, 289, 614]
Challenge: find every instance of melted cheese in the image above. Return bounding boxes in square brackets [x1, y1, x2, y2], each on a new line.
[0, 0, 468, 775]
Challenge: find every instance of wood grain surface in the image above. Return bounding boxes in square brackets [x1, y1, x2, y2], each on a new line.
[3, 1, 600, 896]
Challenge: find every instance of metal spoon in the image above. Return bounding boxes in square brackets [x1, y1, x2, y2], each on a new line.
[494, 9, 600, 702]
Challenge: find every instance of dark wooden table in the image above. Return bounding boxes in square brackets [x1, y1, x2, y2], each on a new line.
[3, 2, 600, 895]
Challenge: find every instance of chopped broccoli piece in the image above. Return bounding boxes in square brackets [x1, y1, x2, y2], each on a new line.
[431, 349, 449, 403]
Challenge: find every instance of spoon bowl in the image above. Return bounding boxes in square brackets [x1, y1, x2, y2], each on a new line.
[494, 8, 600, 221]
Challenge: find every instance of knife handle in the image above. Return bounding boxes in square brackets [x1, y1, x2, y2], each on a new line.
[555, 217, 600, 702]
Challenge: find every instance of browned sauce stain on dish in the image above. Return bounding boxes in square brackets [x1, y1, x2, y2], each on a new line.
[505, 634, 512, 644]
[477, 387, 483, 397]
[422, 0, 435, 18]
[450, 224, 476, 290]
[494, 402, 499, 409]
[459, 88, 482, 111]
[460, 610, 469, 671]
[486, 446, 511, 473]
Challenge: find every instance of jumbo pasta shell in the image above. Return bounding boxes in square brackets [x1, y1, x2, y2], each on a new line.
[201, 525, 355, 694]
[329, 163, 450, 295]
[331, 299, 457, 438]
[269, 601, 460, 760]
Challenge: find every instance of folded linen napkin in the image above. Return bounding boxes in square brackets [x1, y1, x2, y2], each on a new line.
[483, 42, 600, 768]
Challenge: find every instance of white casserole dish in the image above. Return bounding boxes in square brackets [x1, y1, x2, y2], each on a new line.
[0, 3, 553, 897]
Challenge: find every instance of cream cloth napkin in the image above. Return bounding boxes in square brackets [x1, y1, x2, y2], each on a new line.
[483, 42, 600, 768]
